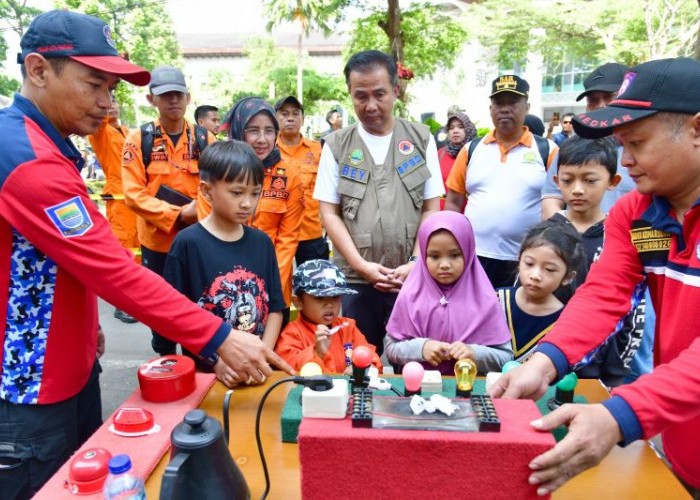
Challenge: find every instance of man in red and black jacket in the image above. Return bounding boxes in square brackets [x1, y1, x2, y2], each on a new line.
[0, 10, 291, 498]
[492, 57, 700, 497]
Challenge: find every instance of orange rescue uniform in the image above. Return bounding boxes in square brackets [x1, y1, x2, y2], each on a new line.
[122, 119, 215, 253]
[276, 136, 323, 241]
[275, 316, 383, 374]
[88, 118, 139, 251]
[198, 159, 304, 305]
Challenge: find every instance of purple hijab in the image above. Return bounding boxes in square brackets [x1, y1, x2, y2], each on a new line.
[386, 211, 510, 373]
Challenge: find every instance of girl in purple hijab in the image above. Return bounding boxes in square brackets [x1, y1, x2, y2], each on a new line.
[385, 211, 512, 374]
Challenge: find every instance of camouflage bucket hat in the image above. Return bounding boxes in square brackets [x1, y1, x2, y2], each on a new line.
[293, 259, 358, 297]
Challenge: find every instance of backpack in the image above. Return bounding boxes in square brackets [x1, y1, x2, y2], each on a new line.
[140, 121, 209, 169]
[467, 133, 550, 168]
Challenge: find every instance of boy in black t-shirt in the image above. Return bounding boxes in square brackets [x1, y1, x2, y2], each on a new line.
[549, 136, 644, 387]
[164, 141, 285, 387]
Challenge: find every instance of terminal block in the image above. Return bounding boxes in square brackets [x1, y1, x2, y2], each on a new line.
[351, 387, 373, 428]
[471, 394, 500, 432]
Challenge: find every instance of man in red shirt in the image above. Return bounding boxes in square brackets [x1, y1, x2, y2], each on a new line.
[491, 58, 700, 497]
[0, 10, 291, 498]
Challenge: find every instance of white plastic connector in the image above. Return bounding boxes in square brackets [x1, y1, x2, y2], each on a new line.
[421, 370, 443, 393]
[301, 378, 349, 419]
[485, 372, 503, 393]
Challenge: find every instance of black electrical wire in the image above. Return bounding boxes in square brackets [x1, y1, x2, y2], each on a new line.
[254, 376, 298, 500]
[389, 386, 403, 397]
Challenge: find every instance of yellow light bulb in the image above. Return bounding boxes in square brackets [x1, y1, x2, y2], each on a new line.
[300, 362, 322, 377]
[454, 359, 477, 395]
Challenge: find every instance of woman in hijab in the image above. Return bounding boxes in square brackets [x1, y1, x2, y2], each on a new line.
[385, 211, 512, 374]
[200, 97, 304, 321]
[437, 112, 477, 209]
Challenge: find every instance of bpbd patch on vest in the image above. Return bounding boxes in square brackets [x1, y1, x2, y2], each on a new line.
[396, 153, 425, 177]
[398, 140, 414, 155]
[271, 175, 287, 191]
[45, 196, 93, 238]
[340, 164, 369, 184]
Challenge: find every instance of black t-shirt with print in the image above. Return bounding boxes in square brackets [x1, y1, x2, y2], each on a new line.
[163, 223, 285, 337]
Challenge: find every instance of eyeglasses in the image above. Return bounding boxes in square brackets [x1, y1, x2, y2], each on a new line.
[244, 127, 276, 139]
[562, 120, 572, 124]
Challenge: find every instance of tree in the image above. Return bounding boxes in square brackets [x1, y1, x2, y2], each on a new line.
[347, 2, 468, 103]
[54, 0, 182, 125]
[0, 1, 43, 97]
[469, 0, 699, 69]
[262, 0, 346, 103]
[0, 0, 42, 37]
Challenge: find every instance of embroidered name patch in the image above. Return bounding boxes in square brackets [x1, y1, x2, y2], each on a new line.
[630, 227, 672, 253]
[262, 189, 290, 200]
[45, 196, 93, 238]
[396, 153, 425, 177]
[340, 164, 369, 183]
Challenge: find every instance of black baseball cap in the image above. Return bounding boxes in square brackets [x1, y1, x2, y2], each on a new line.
[573, 58, 700, 139]
[19, 10, 149, 86]
[576, 63, 629, 101]
[274, 95, 304, 114]
[490, 75, 529, 98]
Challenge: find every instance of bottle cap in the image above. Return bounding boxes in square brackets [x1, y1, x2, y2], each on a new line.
[108, 454, 132, 474]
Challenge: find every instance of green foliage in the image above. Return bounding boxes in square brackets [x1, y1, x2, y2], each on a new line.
[263, 0, 348, 36]
[423, 116, 442, 135]
[0, 0, 44, 97]
[0, 1, 43, 37]
[267, 66, 350, 114]
[200, 37, 350, 115]
[347, 2, 468, 79]
[53, 0, 182, 125]
[469, 0, 700, 68]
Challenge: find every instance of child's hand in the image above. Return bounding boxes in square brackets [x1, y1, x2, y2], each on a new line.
[214, 358, 240, 388]
[343, 365, 353, 376]
[422, 340, 450, 366]
[448, 341, 475, 361]
[315, 325, 332, 357]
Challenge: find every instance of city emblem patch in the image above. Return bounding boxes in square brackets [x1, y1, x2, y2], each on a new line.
[45, 196, 93, 238]
[349, 149, 363, 166]
[398, 140, 414, 155]
[523, 151, 537, 163]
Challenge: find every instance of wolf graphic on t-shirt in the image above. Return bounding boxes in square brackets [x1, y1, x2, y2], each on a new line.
[198, 267, 269, 336]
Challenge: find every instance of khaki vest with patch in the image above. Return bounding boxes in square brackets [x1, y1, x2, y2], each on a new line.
[325, 118, 431, 283]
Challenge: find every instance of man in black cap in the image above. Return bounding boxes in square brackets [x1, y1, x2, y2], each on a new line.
[0, 10, 292, 497]
[541, 62, 636, 220]
[275, 95, 328, 265]
[445, 74, 557, 288]
[492, 58, 700, 497]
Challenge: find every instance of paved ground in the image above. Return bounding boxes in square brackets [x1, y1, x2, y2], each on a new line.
[97, 298, 153, 419]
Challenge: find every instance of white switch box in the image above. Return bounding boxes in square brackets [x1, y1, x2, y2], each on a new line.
[302, 378, 349, 419]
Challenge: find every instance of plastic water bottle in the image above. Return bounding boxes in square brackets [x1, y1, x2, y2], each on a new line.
[103, 454, 146, 499]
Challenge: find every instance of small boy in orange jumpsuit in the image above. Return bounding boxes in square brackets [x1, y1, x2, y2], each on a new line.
[275, 259, 382, 374]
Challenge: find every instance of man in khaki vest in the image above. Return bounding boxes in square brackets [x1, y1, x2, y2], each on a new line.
[314, 50, 443, 355]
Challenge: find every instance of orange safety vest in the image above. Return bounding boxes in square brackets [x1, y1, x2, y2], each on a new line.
[277, 136, 323, 241]
[88, 118, 139, 250]
[122, 119, 215, 253]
